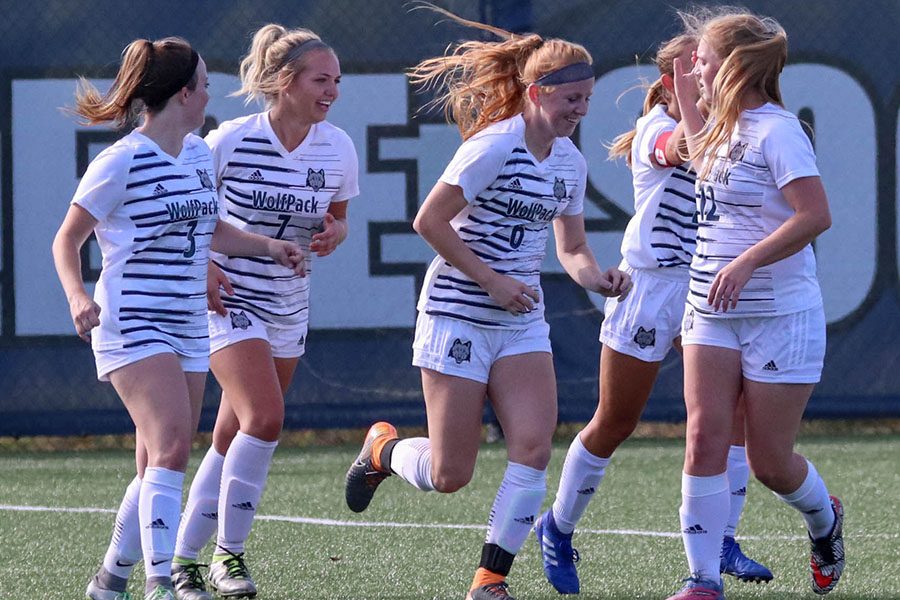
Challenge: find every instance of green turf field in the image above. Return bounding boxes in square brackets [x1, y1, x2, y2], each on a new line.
[1, 434, 897, 599]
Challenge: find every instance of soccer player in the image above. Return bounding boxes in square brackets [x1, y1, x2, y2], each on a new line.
[51, 38, 304, 600]
[343, 6, 630, 599]
[665, 8, 844, 599]
[171, 24, 358, 600]
[535, 33, 771, 594]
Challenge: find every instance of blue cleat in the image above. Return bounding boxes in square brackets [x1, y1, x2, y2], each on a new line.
[720, 536, 773, 583]
[534, 509, 580, 594]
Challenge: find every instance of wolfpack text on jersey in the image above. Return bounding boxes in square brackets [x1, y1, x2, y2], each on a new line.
[688, 103, 822, 317]
[206, 112, 359, 328]
[72, 131, 219, 356]
[418, 115, 585, 329]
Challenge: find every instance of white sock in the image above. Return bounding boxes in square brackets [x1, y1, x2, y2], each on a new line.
[215, 432, 278, 555]
[485, 462, 546, 554]
[775, 459, 835, 539]
[175, 446, 225, 560]
[389, 437, 435, 492]
[679, 472, 729, 582]
[551, 434, 610, 534]
[139, 467, 185, 580]
[725, 445, 749, 538]
[102, 475, 143, 579]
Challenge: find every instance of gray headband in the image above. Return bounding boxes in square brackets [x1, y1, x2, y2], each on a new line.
[278, 39, 330, 71]
[535, 62, 594, 86]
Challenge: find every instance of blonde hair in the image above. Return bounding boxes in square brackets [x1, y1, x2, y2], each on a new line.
[233, 24, 334, 106]
[608, 34, 696, 165]
[408, 4, 592, 140]
[680, 7, 787, 180]
[73, 37, 198, 127]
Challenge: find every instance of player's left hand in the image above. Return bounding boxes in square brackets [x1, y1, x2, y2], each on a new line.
[268, 239, 306, 276]
[309, 213, 347, 257]
[708, 257, 754, 312]
[594, 267, 632, 300]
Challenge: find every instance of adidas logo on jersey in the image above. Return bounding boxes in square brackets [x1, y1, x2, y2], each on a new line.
[153, 183, 168, 195]
[232, 501, 255, 511]
[248, 169, 264, 181]
[763, 360, 779, 371]
[201, 511, 218, 520]
[577, 486, 596, 495]
[683, 523, 707, 534]
[508, 177, 523, 190]
[514, 514, 536, 525]
[146, 518, 168, 530]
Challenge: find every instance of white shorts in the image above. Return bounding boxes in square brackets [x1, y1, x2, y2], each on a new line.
[209, 310, 307, 359]
[599, 264, 689, 362]
[95, 346, 208, 382]
[681, 304, 826, 383]
[412, 312, 552, 384]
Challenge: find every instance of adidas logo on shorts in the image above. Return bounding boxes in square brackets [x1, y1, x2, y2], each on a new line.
[763, 360, 779, 371]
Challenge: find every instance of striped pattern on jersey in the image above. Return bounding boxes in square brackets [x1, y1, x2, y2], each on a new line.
[82, 134, 218, 354]
[651, 165, 697, 268]
[689, 115, 776, 316]
[420, 127, 584, 329]
[209, 114, 356, 328]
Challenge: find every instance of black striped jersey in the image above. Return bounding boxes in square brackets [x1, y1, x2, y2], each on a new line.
[72, 131, 219, 356]
[418, 114, 586, 329]
[622, 104, 697, 275]
[689, 103, 822, 317]
[206, 112, 359, 329]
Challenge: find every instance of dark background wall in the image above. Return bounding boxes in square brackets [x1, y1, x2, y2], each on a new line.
[1, 0, 897, 435]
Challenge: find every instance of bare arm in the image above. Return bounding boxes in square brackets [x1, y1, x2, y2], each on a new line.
[553, 213, 631, 298]
[708, 176, 831, 312]
[413, 181, 538, 315]
[309, 200, 349, 257]
[211, 220, 305, 275]
[672, 57, 706, 159]
[51, 204, 101, 341]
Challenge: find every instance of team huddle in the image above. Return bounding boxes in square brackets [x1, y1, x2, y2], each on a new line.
[52, 4, 844, 600]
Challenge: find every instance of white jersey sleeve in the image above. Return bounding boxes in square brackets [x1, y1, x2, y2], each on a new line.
[72, 144, 131, 221]
[333, 129, 360, 201]
[440, 134, 512, 202]
[760, 117, 819, 188]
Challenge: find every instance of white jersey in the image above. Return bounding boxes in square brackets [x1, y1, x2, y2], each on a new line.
[418, 114, 585, 329]
[207, 112, 359, 329]
[72, 131, 219, 356]
[621, 104, 697, 275]
[689, 103, 822, 317]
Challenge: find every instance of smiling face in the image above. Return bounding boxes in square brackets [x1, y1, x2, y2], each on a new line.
[693, 38, 724, 104]
[279, 48, 341, 124]
[534, 77, 594, 139]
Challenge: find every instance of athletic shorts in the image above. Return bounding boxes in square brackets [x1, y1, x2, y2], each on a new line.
[412, 311, 552, 384]
[681, 304, 826, 384]
[209, 309, 307, 359]
[599, 263, 689, 362]
[95, 346, 208, 382]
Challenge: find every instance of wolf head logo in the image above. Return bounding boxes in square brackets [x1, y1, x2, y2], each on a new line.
[552, 177, 567, 200]
[448, 338, 472, 364]
[230, 311, 252, 330]
[196, 169, 215, 191]
[633, 326, 656, 349]
[306, 168, 326, 192]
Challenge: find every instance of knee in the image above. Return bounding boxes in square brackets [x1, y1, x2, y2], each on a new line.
[431, 465, 473, 493]
[149, 436, 191, 472]
[684, 428, 727, 472]
[508, 435, 551, 471]
[746, 453, 790, 490]
[583, 417, 637, 456]
[241, 408, 284, 442]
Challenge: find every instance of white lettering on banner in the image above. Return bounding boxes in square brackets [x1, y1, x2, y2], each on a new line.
[781, 65, 877, 323]
[10, 66, 883, 335]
